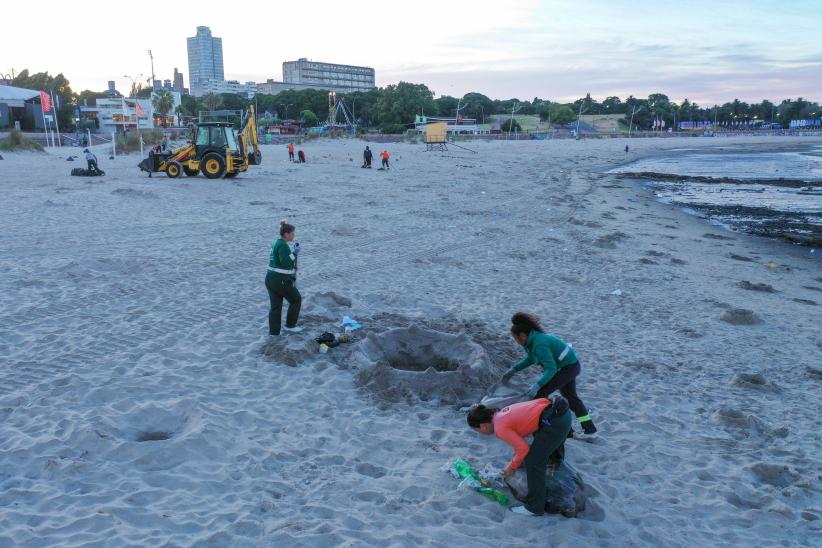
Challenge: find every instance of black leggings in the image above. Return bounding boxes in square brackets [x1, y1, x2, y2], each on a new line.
[265, 272, 301, 335]
[535, 362, 588, 420]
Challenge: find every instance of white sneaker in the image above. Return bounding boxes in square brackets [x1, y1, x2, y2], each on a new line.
[283, 326, 303, 333]
[509, 506, 538, 516]
[576, 431, 599, 443]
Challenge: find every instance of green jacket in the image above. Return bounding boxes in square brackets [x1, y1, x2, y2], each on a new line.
[268, 239, 296, 277]
[512, 331, 578, 387]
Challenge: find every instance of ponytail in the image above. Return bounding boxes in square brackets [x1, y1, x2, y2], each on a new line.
[279, 219, 295, 237]
[510, 311, 543, 337]
[467, 404, 499, 428]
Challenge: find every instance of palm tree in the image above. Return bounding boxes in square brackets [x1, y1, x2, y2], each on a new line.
[203, 93, 222, 113]
[152, 90, 174, 128]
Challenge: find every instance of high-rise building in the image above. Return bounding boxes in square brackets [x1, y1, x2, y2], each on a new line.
[173, 68, 185, 94]
[282, 58, 375, 92]
[187, 26, 224, 96]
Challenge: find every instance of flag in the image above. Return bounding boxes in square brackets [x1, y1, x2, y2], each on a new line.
[40, 91, 52, 112]
[122, 98, 129, 116]
[135, 101, 145, 117]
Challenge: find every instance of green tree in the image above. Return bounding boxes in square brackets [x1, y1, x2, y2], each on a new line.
[374, 82, 436, 129]
[548, 104, 576, 125]
[151, 90, 174, 128]
[202, 93, 222, 112]
[461, 92, 494, 123]
[435, 95, 459, 117]
[300, 109, 319, 127]
[501, 118, 522, 132]
[12, 69, 74, 129]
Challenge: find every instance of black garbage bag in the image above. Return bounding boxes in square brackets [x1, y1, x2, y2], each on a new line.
[505, 460, 587, 517]
[70, 168, 105, 176]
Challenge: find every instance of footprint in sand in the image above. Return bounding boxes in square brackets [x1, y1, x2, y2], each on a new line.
[355, 463, 387, 478]
[792, 298, 817, 306]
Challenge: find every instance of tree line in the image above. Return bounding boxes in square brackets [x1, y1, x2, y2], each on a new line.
[8, 69, 821, 133]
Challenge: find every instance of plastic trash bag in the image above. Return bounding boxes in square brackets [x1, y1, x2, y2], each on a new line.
[504, 460, 587, 517]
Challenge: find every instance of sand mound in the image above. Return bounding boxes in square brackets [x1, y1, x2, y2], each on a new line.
[712, 407, 767, 434]
[303, 291, 353, 320]
[720, 308, 762, 325]
[731, 372, 779, 391]
[354, 325, 495, 404]
[737, 281, 776, 292]
[749, 463, 800, 488]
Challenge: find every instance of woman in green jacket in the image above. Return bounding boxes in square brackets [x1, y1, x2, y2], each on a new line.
[265, 220, 302, 335]
[502, 312, 597, 437]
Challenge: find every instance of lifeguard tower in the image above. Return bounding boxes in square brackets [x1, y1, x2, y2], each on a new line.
[424, 121, 448, 151]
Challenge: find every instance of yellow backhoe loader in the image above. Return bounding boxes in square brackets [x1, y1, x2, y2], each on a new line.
[138, 106, 261, 179]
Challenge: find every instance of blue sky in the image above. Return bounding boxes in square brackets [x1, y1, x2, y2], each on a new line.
[3, 0, 820, 105]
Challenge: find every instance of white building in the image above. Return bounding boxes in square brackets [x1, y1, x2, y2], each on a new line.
[187, 26, 224, 97]
[282, 58, 375, 92]
[80, 92, 182, 133]
[196, 79, 256, 98]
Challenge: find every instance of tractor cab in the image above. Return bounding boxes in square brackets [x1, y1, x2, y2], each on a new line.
[194, 123, 239, 157]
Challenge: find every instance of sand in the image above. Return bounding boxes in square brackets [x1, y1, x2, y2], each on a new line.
[0, 136, 820, 547]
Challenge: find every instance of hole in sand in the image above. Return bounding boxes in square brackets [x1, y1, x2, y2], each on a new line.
[136, 431, 173, 442]
[355, 325, 496, 404]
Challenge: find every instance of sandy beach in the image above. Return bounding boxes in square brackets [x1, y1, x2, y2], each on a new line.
[1, 136, 820, 547]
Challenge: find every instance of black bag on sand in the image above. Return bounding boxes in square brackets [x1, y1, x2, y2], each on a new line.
[314, 332, 339, 348]
[505, 460, 589, 517]
[71, 168, 105, 176]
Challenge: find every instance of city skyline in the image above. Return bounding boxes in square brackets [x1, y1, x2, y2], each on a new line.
[2, 0, 820, 105]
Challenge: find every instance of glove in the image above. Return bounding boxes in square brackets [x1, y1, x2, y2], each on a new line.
[501, 367, 517, 382]
[525, 382, 541, 399]
[292, 242, 300, 256]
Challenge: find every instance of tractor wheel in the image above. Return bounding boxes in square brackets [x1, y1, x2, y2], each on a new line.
[201, 153, 226, 179]
[224, 171, 238, 178]
[183, 167, 200, 177]
[248, 150, 262, 165]
[166, 161, 183, 178]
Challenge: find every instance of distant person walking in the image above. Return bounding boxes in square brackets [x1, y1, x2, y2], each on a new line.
[83, 149, 101, 174]
[379, 150, 390, 169]
[161, 135, 169, 152]
[288, 142, 295, 162]
[265, 220, 302, 336]
[297, 149, 306, 163]
[362, 146, 372, 168]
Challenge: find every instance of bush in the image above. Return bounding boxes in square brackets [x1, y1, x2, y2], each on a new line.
[115, 129, 163, 154]
[0, 129, 44, 151]
[500, 119, 522, 132]
[381, 123, 406, 134]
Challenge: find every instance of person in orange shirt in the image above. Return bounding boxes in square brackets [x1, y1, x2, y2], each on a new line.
[287, 142, 295, 162]
[379, 150, 390, 169]
[468, 396, 572, 516]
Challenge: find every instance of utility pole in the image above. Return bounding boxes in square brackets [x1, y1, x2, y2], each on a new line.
[148, 50, 156, 89]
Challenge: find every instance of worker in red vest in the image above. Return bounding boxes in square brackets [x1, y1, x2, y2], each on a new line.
[379, 150, 390, 169]
[287, 142, 295, 162]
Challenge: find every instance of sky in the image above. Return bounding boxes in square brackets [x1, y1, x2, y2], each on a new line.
[3, 0, 820, 106]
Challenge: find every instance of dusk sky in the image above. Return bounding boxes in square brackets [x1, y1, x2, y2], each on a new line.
[3, 0, 820, 106]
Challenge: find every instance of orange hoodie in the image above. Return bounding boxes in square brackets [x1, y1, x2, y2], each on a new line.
[493, 398, 550, 470]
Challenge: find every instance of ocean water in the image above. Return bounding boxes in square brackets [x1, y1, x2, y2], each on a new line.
[610, 148, 822, 244]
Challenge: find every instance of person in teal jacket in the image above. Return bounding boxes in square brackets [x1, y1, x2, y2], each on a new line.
[502, 312, 597, 437]
[265, 220, 303, 335]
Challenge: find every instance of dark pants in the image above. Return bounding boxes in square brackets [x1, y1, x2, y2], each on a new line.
[536, 362, 589, 420]
[289, 151, 294, 161]
[265, 272, 301, 335]
[364, 157, 371, 167]
[524, 408, 572, 514]
[87, 160, 99, 173]
[381, 158, 389, 168]
[298, 153, 305, 163]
